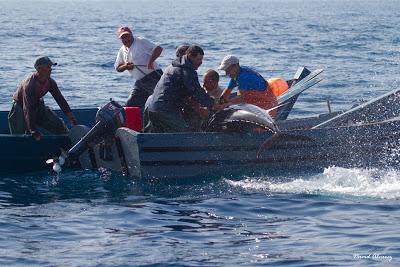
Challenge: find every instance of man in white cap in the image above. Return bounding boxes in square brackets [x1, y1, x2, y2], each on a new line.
[218, 55, 278, 118]
[114, 26, 163, 110]
[8, 56, 78, 140]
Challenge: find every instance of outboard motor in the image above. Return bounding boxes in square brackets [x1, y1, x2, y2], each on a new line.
[68, 100, 126, 159]
[47, 100, 126, 173]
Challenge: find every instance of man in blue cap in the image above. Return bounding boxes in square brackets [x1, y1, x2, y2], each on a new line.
[8, 56, 78, 140]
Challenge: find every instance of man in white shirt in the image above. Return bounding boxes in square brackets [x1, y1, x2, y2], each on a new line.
[114, 26, 163, 109]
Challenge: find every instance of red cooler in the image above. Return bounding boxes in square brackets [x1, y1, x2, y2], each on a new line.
[123, 107, 142, 132]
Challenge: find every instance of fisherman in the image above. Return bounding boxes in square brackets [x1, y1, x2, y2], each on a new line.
[177, 49, 222, 131]
[8, 56, 78, 141]
[218, 55, 278, 118]
[114, 26, 163, 109]
[182, 69, 224, 131]
[181, 69, 222, 132]
[144, 45, 225, 133]
[203, 69, 224, 103]
[184, 69, 224, 130]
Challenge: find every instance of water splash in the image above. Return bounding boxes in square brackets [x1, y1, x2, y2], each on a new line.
[226, 166, 400, 199]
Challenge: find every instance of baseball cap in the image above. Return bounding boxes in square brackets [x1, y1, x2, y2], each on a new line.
[34, 56, 57, 70]
[117, 26, 132, 38]
[218, 55, 239, 71]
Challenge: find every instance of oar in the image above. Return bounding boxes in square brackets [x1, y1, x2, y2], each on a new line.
[266, 102, 291, 116]
[277, 69, 324, 104]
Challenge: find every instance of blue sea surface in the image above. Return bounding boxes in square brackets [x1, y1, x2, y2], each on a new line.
[0, 0, 399, 266]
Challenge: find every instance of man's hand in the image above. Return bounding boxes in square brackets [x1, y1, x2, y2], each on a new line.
[219, 95, 228, 104]
[125, 62, 134, 70]
[116, 62, 134, 72]
[147, 61, 154, 70]
[147, 46, 162, 70]
[66, 112, 78, 126]
[31, 130, 42, 141]
[213, 102, 230, 111]
[198, 107, 210, 119]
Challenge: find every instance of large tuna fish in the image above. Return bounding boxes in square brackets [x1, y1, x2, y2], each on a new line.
[203, 103, 311, 158]
[204, 104, 278, 133]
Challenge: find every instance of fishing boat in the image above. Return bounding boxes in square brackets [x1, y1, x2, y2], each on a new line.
[0, 67, 321, 175]
[9, 67, 400, 180]
[49, 70, 400, 180]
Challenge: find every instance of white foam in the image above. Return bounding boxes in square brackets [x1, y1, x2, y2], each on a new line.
[226, 166, 400, 199]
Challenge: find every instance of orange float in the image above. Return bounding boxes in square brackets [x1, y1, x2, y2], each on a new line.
[267, 78, 289, 97]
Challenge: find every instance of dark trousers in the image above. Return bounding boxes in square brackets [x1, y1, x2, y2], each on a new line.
[143, 107, 189, 133]
[126, 70, 163, 109]
[8, 100, 68, 135]
[182, 105, 203, 132]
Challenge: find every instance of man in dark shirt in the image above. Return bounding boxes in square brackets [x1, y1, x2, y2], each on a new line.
[144, 45, 224, 133]
[8, 56, 78, 140]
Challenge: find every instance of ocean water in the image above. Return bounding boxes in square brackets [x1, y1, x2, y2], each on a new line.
[0, 0, 400, 266]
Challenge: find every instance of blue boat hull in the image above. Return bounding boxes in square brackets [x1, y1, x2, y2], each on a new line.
[1, 105, 399, 177]
[70, 116, 400, 180]
[0, 134, 71, 174]
[0, 108, 98, 175]
[152, 120, 396, 178]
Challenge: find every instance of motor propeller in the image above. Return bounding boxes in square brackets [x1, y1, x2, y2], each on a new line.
[46, 150, 67, 173]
